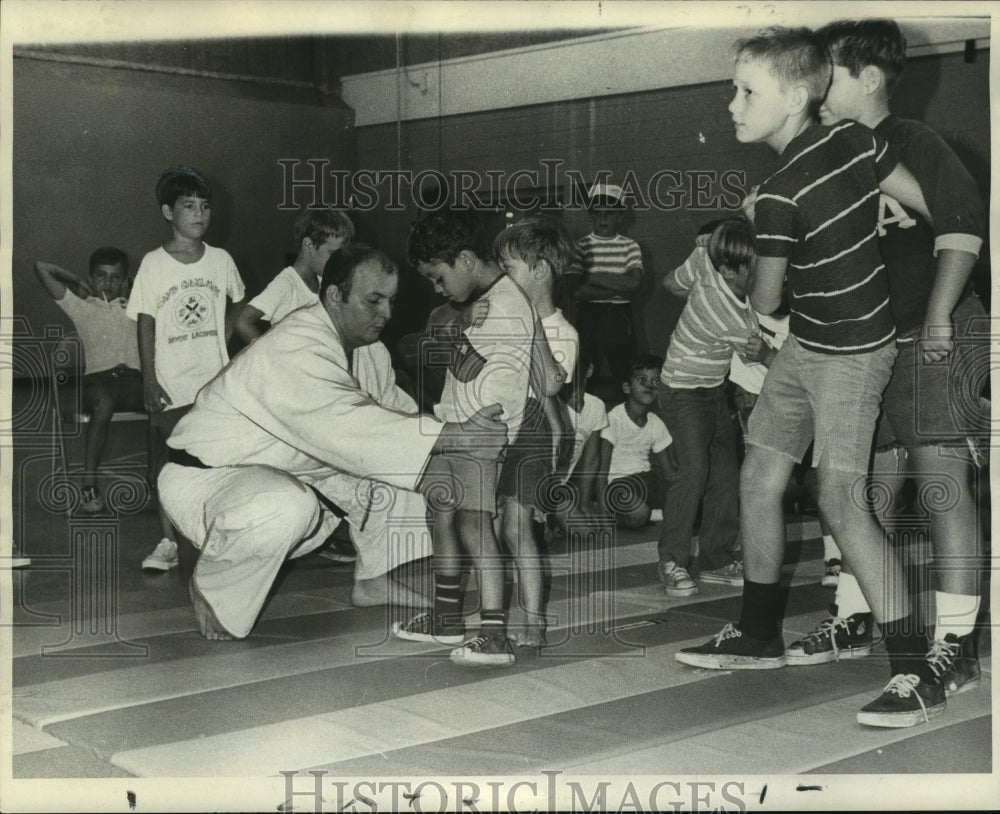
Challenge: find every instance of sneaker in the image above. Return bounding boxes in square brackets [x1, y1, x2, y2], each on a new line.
[857, 673, 946, 728]
[676, 622, 785, 670]
[142, 538, 179, 572]
[391, 611, 466, 645]
[658, 561, 699, 597]
[450, 630, 515, 667]
[79, 486, 105, 514]
[822, 558, 841, 588]
[698, 560, 744, 587]
[786, 608, 873, 665]
[926, 632, 981, 696]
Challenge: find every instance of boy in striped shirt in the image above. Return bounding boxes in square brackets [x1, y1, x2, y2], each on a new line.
[676, 26, 943, 729]
[658, 218, 765, 597]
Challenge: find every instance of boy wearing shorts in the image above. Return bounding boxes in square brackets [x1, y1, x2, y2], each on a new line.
[127, 167, 245, 571]
[783, 19, 987, 703]
[35, 248, 145, 513]
[675, 27, 943, 729]
[393, 209, 534, 667]
[493, 216, 579, 648]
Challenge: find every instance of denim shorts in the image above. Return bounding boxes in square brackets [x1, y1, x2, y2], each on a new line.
[747, 335, 897, 473]
[875, 295, 991, 450]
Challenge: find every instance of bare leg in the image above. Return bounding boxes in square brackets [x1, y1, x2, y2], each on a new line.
[189, 577, 235, 640]
[740, 445, 797, 583]
[351, 568, 432, 608]
[502, 499, 547, 647]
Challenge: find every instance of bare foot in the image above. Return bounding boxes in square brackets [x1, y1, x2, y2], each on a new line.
[510, 627, 547, 648]
[351, 574, 431, 608]
[189, 578, 235, 640]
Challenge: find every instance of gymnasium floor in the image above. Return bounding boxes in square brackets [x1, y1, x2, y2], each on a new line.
[4, 381, 994, 811]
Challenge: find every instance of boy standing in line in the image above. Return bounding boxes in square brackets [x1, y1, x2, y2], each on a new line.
[783, 19, 987, 700]
[36, 248, 145, 513]
[127, 166, 245, 572]
[573, 183, 644, 385]
[493, 216, 579, 647]
[675, 27, 944, 729]
[393, 209, 534, 667]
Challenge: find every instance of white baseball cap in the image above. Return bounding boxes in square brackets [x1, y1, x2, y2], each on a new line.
[587, 183, 624, 206]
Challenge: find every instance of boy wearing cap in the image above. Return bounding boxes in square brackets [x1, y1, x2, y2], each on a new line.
[573, 183, 644, 385]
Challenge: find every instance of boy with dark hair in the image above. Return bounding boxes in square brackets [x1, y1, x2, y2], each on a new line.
[596, 354, 675, 530]
[492, 215, 579, 647]
[573, 183, 644, 384]
[675, 26, 943, 729]
[35, 247, 144, 513]
[127, 166, 245, 572]
[392, 208, 534, 667]
[234, 208, 354, 343]
[782, 19, 987, 705]
[657, 218, 763, 597]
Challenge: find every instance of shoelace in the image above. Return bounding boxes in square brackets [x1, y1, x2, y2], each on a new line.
[464, 634, 490, 651]
[925, 639, 960, 679]
[403, 612, 432, 634]
[801, 616, 848, 656]
[712, 623, 741, 645]
[881, 673, 929, 723]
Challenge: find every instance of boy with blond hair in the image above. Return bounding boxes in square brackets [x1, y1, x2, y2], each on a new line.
[675, 26, 944, 729]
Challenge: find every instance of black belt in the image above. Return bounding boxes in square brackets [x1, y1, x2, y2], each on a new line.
[166, 447, 351, 521]
[167, 447, 211, 469]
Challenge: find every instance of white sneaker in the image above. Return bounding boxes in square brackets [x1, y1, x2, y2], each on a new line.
[142, 538, 179, 572]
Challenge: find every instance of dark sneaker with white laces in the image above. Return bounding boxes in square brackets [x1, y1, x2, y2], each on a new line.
[450, 630, 515, 668]
[857, 673, 946, 728]
[926, 632, 981, 696]
[391, 611, 466, 645]
[822, 558, 841, 588]
[676, 623, 785, 669]
[786, 608, 873, 665]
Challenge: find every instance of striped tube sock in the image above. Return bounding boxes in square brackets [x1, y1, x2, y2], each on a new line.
[480, 610, 506, 635]
[433, 573, 464, 632]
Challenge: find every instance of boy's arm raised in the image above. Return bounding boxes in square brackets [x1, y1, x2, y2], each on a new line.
[34, 261, 88, 300]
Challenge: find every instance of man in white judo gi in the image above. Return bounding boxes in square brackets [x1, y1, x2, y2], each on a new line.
[158, 244, 506, 639]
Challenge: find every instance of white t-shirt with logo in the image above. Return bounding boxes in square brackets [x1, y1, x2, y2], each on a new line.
[127, 244, 245, 407]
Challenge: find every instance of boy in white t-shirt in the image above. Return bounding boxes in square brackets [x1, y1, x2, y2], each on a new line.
[234, 208, 354, 343]
[597, 355, 676, 528]
[127, 166, 245, 572]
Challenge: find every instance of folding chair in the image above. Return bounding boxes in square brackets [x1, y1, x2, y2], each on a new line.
[49, 334, 149, 481]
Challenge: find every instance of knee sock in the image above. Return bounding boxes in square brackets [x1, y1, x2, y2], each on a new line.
[934, 591, 981, 639]
[433, 573, 464, 630]
[833, 573, 871, 618]
[882, 615, 933, 681]
[823, 534, 841, 562]
[738, 580, 783, 640]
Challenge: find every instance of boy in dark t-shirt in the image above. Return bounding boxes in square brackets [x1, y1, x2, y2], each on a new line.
[782, 18, 987, 707]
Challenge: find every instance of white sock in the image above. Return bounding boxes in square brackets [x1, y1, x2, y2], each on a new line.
[934, 591, 980, 639]
[823, 534, 841, 562]
[834, 573, 870, 618]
